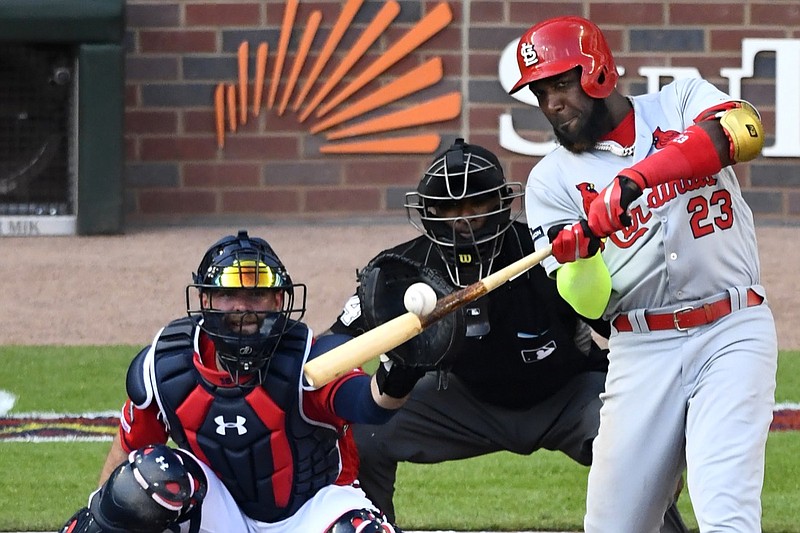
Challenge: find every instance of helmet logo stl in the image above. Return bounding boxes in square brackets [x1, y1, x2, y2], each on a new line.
[520, 41, 539, 67]
[215, 415, 248, 436]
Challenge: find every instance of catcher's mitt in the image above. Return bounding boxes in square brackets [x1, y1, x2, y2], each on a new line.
[357, 252, 465, 370]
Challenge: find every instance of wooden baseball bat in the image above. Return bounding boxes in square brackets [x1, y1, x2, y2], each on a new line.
[303, 244, 553, 387]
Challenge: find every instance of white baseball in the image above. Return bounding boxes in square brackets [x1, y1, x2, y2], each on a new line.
[403, 282, 438, 316]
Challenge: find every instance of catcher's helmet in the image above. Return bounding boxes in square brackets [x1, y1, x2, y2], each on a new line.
[405, 138, 523, 287]
[509, 16, 618, 98]
[186, 230, 306, 383]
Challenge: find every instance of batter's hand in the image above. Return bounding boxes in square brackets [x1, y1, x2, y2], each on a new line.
[548, 220, 603, 263]
[587, 172, 643, 237]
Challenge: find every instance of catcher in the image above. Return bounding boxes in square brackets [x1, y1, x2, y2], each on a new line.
[326, 139, 689, 532]
[59, 230, 418, 533]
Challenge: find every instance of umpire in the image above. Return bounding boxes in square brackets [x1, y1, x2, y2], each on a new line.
[327, 138, 688, 532]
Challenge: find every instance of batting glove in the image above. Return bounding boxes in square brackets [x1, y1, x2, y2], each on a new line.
[548, 220, 604, 264]
[587, 172, 644, 237]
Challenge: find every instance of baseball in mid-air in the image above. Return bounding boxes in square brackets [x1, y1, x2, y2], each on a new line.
[403, 282, 437, 316]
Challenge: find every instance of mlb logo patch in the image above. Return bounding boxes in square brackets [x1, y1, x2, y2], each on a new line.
[521, 340, 557, 363]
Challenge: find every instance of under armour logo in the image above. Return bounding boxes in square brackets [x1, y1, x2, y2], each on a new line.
[520, 41, 539, 67]
[239, 346, 253, 355]
[155, 455, 169, 471]
[215, 415, 248, 436]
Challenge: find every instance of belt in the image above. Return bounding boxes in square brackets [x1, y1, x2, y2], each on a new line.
[613, 289, 763, 332]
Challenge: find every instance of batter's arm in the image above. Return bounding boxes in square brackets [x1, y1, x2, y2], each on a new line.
[611, 100, 764, 192]
[588, 97, 765, 237]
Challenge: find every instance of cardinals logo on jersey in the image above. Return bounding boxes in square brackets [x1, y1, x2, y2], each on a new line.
[652, 127, 681, 149]
[575, 182, 599, 216]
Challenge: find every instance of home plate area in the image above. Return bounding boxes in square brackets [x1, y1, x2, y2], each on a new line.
[5, 406, 800, 441]
[3, 405, 799, 533]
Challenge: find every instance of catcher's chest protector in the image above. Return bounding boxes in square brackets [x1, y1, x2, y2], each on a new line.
[148, 318, 341, 522]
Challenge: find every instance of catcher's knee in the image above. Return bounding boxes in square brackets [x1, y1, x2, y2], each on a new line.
[80, 444, 206, 533]
[327, 508, 398, 533]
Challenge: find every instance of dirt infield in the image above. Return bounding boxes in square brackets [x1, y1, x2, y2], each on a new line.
[2, 221, 799, 349]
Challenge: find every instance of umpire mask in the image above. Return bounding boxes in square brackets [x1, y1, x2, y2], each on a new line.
[406, 138, 523, 287]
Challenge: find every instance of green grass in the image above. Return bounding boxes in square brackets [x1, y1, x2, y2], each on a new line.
[1, 345, 133, 412]
[1, 347, 799, 532]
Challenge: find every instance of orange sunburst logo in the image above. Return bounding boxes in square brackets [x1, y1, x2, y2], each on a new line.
[213, 0, 460, 155]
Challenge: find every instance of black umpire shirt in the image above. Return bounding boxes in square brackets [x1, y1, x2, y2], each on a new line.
[329, 221, 609, 410]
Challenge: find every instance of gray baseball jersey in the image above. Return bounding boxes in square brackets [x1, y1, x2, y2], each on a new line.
[524, 77, 777, 532]
[525, 77, 761, 319]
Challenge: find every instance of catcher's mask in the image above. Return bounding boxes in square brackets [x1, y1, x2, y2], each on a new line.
[405, 138, 523, 287]
[509, 16, 618, 98]
[186, 230, 306, 383]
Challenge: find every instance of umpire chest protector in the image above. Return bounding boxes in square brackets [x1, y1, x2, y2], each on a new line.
[126, 317, 342, 523]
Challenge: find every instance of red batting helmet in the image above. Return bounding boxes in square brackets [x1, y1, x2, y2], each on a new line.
[509, 16, 618, 98]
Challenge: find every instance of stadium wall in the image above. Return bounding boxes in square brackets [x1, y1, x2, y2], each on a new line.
[122, 1, 800, 227]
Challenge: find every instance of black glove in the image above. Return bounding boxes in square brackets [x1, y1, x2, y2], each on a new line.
[375, 355, 427, 398]
[357, 252, 465, 370]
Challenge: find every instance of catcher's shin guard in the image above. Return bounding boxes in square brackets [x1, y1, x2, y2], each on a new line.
[61, 445, 207, 533]
[327, 508, 399, 533]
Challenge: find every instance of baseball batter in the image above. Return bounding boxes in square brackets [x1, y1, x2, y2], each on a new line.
[509, 16, 778, 533]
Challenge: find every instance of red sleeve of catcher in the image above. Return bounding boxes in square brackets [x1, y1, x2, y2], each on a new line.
[334, 427, 360, 486]
[118, 398, 169, 453]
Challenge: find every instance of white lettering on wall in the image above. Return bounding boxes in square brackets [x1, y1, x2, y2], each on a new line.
[497, 38, 800, 158]
[721, 39, 800, 157]
[1, 220, 40, 236]
[497, 39, 554, 156]
[638, 67, 701, 93]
